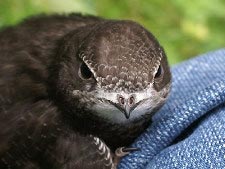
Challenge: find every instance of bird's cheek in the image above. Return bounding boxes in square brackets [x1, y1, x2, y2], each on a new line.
[135, 97, 161, 113]
[83, 83, 93, 91]
[153, 82, 162, 92]
[159, 83, 171, 99]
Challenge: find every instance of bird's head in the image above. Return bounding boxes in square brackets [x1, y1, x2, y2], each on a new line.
[53, 20, 171, 126]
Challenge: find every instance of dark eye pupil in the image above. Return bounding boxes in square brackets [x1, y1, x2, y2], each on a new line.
[155, 65, 162, 78]
[80, 62, 93, 79]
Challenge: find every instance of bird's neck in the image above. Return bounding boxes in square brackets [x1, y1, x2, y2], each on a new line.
[63, 108, 153, 150]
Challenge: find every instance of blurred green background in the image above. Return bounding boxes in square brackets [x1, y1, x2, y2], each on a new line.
[0, 0, 224, 64]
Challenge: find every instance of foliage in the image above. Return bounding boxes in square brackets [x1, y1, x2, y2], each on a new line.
[0, 0, 224, 64]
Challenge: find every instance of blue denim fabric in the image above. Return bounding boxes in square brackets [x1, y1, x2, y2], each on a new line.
[118, 49, 225, 169]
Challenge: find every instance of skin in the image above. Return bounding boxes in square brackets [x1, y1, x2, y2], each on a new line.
[0, 14, 171, 169]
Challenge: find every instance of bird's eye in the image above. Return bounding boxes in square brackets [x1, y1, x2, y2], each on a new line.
[79, 62, 93, 80]
[154, 65, 163, 79]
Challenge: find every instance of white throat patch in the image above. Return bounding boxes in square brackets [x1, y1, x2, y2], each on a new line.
[91, 84, 166, 123]
[72, 83, 170, 123]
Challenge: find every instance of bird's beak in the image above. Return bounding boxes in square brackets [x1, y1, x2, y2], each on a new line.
[108, 95, 142, 119]
[111, 102, 133, 119]
[123, 104, 131, 119]
[121, 100, 143, 119]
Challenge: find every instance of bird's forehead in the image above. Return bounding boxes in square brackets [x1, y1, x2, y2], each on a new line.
[79, 21, 164, 92]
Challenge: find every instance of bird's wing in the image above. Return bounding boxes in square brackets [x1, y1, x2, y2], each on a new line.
[0, 99, 61, 169]
[0, 99, 115, 169]
[48, 132, 115, 169]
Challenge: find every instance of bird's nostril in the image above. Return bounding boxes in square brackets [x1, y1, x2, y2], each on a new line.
[119, 96, 125, 105]
[129, 96, 135, 105]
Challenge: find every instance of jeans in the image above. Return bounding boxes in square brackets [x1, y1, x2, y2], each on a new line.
[118, 49, 225, 169]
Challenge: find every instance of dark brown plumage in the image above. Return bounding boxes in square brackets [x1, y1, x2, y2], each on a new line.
[0, 13, 171, 169]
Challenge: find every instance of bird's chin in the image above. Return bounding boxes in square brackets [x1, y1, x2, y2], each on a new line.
[91, 100, 158, 124]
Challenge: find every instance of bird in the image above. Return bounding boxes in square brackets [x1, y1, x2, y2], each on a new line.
[0, 13, 171, 169]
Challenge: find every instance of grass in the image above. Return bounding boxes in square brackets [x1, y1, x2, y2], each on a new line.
[0, 0, 224, 64]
